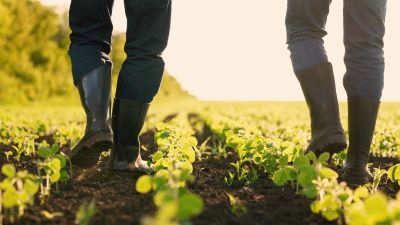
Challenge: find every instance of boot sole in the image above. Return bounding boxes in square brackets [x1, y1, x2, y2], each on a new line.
[309, 132, 347, 157]
[70, 132, 113, 169]
[314, 142, 347, 157]
[342, 167, 373, 188]
[343, 174, 372, 188]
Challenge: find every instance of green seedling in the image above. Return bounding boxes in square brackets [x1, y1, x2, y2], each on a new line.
[75, 199, 96, 225]
[4, 151, 13, 161]
[224, 171, 235, 186]
[387, 164, 400, 185]
[136, 118, 203, 225]
[227, 194, 247, 217]
[0, 164, 40, 224]
[12, 131, 38, 161]
[36, 143, 71, 199]
[371, 168, 386, 193]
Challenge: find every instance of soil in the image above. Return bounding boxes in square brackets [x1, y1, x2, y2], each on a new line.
[0, 114, 399, 225]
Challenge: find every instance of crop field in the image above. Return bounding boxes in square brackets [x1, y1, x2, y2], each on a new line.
[1, 101, 400, 225]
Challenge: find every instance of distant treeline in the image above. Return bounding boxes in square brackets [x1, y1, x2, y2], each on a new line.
[0, 0, 193, 104]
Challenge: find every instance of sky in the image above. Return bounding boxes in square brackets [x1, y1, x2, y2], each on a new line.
[42, 0, 400, 101]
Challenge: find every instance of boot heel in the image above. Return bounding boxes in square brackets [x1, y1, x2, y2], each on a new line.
[70, 131, 113, 169]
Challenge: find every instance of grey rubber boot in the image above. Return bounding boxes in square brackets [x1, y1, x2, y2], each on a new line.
[343, 96, 380, 187]
[107, 98, 153, 174]
[296, 62, 347, 156]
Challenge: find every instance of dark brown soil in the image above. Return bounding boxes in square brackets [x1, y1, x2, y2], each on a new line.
[0, 114, 399, 225]
[190, 156, 337, 225]
[188, 113, 336, 225]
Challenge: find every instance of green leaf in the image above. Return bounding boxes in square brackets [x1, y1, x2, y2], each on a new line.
[152, 177, 167, 190]
[2, 164, 15, 178]
[187, 137, 198, 146]
[345, 202, 367, 225]
[186, 149, 196, 163]
[354, 186, 369, 199]
[319, 167, 338, 179]
[307, 151, 318, 163]
[153, 152, 163, 162]
[272, 169, 287, 186]
[136, 175, 152, 194]
[278, 155, 288, 167]
[387, 164, 400, 182]
[298, 166, 317, 187]
[50, 158, 62, 171]
[24, 179, 39, 195]
[75, 200, 96, 225]
[38, 147, 51, 158]
[2, 189, 18, 208]
[50, 144, 60, 154]
[283, 166, 298, 181]
[302, 184, 318, 198]
[157, 201, 178, 221]
[59, 170, 70, 183]
[318, 152, 330, 163]
[310, 200, 322, 213]
[55, 154, 67, 168]
[50, 171, 61, 183]
[178, 192, 204, 220]
[322, 209, 340, 221]
[180, 162, 193, 174]
[293, 156, 310, 167]
[364, 193, 388, 222]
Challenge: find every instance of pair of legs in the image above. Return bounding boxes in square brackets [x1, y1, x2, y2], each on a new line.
[68, 0, 171, 173]
[286, 0, 386, 186]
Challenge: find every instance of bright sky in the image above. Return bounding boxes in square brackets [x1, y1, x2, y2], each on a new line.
[43, 0, 400, 101]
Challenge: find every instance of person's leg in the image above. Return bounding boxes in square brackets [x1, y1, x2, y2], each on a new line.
[109, 0, 171, 173]
[68, 0, 114, 168]
[286, 0, 346, 155]
[343, 0, 387, 186]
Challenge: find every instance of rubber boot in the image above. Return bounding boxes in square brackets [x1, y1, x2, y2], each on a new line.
[107, 98, 153, 174]
[343, 96, 380, 187]
[69, 65, 113, 168]
[296, 62, 347, 156]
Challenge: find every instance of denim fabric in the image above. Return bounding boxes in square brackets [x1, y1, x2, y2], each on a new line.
[69, 0, 171, 103]
[286, 0, 386, 100]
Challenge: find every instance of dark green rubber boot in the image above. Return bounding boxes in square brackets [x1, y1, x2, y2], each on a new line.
[107, 98, 153, 174]
[296, 62, 347, 156]
[343, 96, 380, 187]
[69, 65, 113, 169]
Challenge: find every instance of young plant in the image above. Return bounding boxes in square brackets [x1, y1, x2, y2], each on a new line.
[344, 190, 400, 225]
[387, 164, 400, 185]
[136, 119, 204, 225]
[12, 131, 38, 161]
[36, 143, 71, 199]
[4, 151, 13, 161]
[0, 164, 40, 224]
[371, 168, 386, 193]
[75, 199, 96, 225]
[224, 171, 235, 186]
[227, 194, 247, 217]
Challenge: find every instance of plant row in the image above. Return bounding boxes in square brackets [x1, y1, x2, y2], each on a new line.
[135, 113, 204, 225]
[202, 111, 400, 225]
[0, 143, 70, 224]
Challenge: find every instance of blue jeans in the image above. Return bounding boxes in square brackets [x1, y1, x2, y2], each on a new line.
[286, 0, 386, 100]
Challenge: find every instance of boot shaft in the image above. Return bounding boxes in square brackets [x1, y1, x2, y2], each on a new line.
[346, 96, 380, 168]
[111, 98, 150, 164]
[77, 65, 112, 133]
[296, 62, 343, 136]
